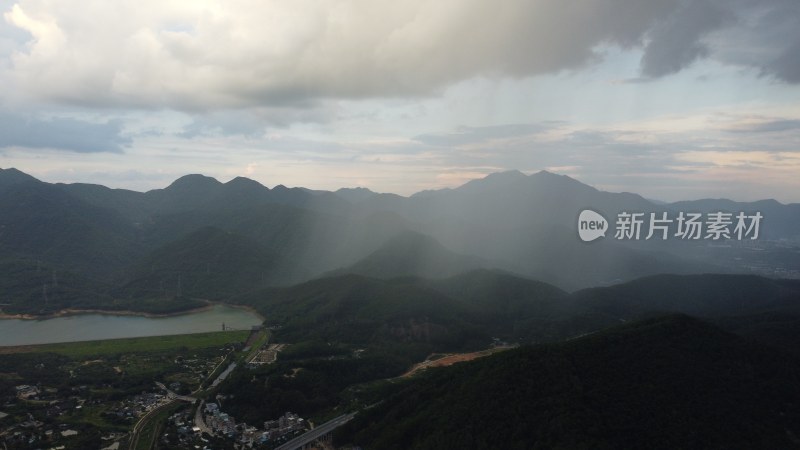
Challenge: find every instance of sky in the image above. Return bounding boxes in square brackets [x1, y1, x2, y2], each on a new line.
[0, 0, 799, 202]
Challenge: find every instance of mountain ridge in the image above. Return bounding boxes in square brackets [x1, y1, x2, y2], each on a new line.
[0, 166, 796, 305]
[336, 314, 800, 449]
[3, 166, 796, 205]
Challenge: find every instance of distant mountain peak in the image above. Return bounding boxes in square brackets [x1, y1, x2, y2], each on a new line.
[225, 176, 268, 190]
[530, 169, 579, 183]
[526, 169, 602, 195]
[335, 186, 379, 203]
[533, 169, 562, 177]
[336, 230, 485, 279]
[337, 187, 374, 193]
[0, 167, 40, 186]
[456, 170, 528, 192]
[166, 174, 222, 191]
[477, 170, 529, 184]
[491, 169, 527, 178]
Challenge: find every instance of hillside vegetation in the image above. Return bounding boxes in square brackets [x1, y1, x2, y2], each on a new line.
[337, 315, 800, 449]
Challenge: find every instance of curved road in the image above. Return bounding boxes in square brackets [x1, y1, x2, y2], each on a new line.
[128, 399, 179, 450]
[274, 413, 356, 450]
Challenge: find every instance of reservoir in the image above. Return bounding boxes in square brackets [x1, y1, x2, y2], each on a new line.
[0, 305, 263, 347]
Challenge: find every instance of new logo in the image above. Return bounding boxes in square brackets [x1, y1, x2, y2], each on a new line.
[578, 209, 608, 242]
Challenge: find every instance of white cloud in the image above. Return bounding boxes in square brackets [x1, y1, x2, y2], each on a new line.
[4, 0, 797, 112]
[1, 0, 799, 202]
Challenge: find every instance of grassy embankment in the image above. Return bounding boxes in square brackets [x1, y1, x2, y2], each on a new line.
[0, 330, 250, 357]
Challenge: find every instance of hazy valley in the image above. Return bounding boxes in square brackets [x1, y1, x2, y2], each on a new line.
[1, 167, 800, 449]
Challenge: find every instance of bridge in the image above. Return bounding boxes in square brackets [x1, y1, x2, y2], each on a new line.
[274, 412, 356, 450]
[155, 382, 196, 402]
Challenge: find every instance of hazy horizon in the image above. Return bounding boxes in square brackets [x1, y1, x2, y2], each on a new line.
[1, 1, 799, 202]
[6, 166, 799, 205]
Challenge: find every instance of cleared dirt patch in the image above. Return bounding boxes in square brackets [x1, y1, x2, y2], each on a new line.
[402, 346, 513, 378]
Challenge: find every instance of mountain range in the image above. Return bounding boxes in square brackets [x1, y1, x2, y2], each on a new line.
[3, 167, 800, 448]
[0, 167, 798, 314]
[228, 269, 800, 355]
[217, 270, 800, 443]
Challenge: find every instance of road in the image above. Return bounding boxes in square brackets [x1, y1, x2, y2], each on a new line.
[128, 399, 178, 450]
[155, 382, 196, 402]
[274, 412, 356, 450]
[127, 339, 245, 448]
[194, 400, 213, 435]
[211, 362, 237, 388]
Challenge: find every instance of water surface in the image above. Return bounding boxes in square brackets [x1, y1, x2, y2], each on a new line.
[0, 305, 262, 346]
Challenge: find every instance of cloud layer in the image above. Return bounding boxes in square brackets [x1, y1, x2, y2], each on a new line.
[0, 111, 130, 153]
[0, 1, 798, 203]
[3, 0, 798, 111]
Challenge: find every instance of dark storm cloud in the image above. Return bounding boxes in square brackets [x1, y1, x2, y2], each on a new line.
[707, 0, 800, 83]
[726, 119, 800, 133]
[640, 0, 732, 77]
[768, 37, 800, 83]
[0, 111, 131, 153]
